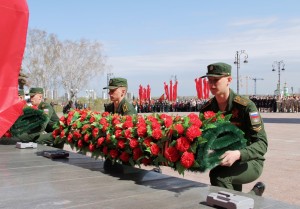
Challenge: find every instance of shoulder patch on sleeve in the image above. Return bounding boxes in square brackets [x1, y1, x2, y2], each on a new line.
[234, 96, 248, 106]
[252, 126, 262, 132]
[249, 111, 262, 125]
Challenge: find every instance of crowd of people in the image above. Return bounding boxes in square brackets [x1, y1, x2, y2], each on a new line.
[132, 98, 209, 113]
[250, 95, 300, 113]
[132, 95, 300, 113]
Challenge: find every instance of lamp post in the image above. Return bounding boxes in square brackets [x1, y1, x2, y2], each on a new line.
[234, 50, 248, 94]
[272, 60, 285, 96]
[107, 72, 114, 98]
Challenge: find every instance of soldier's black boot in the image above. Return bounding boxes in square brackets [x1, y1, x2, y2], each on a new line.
[251, 182, 265, 196]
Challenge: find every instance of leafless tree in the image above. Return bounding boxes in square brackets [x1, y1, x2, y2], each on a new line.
[58, 39, 106, 101]
[23, 29, 107, 100]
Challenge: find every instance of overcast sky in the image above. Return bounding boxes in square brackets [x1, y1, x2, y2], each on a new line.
[27, 0, 300, 98]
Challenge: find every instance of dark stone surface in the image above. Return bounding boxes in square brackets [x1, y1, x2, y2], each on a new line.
[0, 145, 298, 209]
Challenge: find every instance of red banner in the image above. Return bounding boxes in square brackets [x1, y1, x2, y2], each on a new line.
[0, 0, 29, 137]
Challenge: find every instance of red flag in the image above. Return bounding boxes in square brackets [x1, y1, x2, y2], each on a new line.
[173, 80, 178, 101]
[143, 88, 147, 102]
[164, 82, 169, 101]
[0, 0, 29, 137]
[158, 94, 164, 102]
[195, 78, 199, 99]
[203, 78, 209, 99]
[138, 85, 143, 103]
[146, 84, 151, 101]
[198, 78, 203, 99]
[169, 80, 173, 102]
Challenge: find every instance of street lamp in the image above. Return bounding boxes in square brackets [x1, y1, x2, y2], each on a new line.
[272, 60, 285, 96]
[234, 50, 248, 94]
[107, 72, 114, 98]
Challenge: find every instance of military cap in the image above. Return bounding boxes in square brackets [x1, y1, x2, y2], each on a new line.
[18, 89, 25, 96]
[202, 62, 231, 78]
[103, 77, 128, 89]
[29, 87, 44, 96]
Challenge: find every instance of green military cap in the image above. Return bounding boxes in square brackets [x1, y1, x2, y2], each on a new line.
[29, 87, 44, 96]
[18, 89, 25, 96]
[202, 62, 231, 78]
[103, 77, 128, 89]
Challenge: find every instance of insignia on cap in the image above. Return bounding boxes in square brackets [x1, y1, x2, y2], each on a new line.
[209, 65, 214, 71]
[109, 80, 113, 84]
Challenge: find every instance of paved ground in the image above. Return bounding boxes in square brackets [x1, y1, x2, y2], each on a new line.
[64, 112, 300, 206]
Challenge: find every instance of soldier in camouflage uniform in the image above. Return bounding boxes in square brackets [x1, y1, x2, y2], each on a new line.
[103, 78, 137, 173]
[103, 78, 136, 115]
[200, 63, 268, 196]
[18, 87, 63, 148]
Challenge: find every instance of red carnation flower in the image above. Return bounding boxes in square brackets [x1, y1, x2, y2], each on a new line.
[117, 139, 126, 149]
[112, 117, 120, 126]
[143, 137, 152, 147]
[97, 137, 105, 147]
[84, 133, 90, 142]
[92, 128, 99, 138]
[102, 146, 108, 155]
[204, 111, 216, 121]
[129, 138, 139, 148]
[102, 122, 109, 132]
[78, 139, 83, 148]
[152, 128, 162, 140]
[99, 118, 107, 125]
[150, 143, 160, 156]
[59, 116, 65, 122]
[180, 151, 195, 168]
[80, 112, 87, 122]
[89, 116, 96, 123]
[82, 124, 90, 132]
[164, 146, 180, 163]
[115, 129, 123, 139]
[137, 123, 147, 137]
[174, 123, 184, 135]
[123, 120, 133, 129]
[89, 143, 95, 152]
[106, 134, 111, 143]
[109, 149, 119, 159]
[67, 133, 73, 143]
[176, 136, 190, 152]
[102, 112, 109, 117]
[187, 113, 202, 128]
[52, 129, 59, 138]
[133, 147, 143, 161]
[67, 117, 72, 126]
[73, 131, 82, 139]
[60, 130, 65, 138]
[160, 114, 173, 128]
[119, 152, 130, 162]
[186, 125, 202, 141]
[124, 129, 132, 139]
[151, 121, 161, 130]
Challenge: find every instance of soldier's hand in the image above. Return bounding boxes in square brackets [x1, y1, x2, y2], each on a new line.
[219, 150, 241, 167]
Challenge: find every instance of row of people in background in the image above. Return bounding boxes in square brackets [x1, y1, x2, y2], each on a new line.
[131, 95, 300, 113]
[250, 95, 300, 113]
[132, 98, 209, 113]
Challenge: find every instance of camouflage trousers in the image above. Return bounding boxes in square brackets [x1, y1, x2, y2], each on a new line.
[209, 160, 263, 194]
